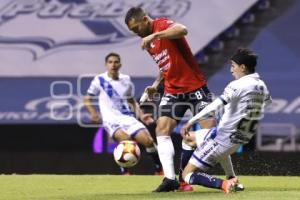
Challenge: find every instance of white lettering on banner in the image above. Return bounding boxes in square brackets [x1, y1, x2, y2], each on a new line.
[0, 112, 38, 120]
[0, 95, 84, 122]
[265, 97, 300, 114]
[0, 0, 188, 21]
[282, 96, 300, 113]
[0, 0, 259, 76]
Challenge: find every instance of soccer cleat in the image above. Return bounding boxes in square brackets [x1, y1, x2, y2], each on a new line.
[178, 181, 193, 192]
[221, 177, 238, 194]
[227, 177, 245, 192]
[235, 182, 245, 191]
[152, 178, 180, 192]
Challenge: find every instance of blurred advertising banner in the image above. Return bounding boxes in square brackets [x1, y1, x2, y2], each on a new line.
[0, 0, 257, 77]
[1, 77, 299, 125]
[0, 76, 153, 124]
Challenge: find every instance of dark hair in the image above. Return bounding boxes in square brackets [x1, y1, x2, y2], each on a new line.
[231, 48, 258, 73]
[105, 52, 121, 63]
[125, 7, 146, 25]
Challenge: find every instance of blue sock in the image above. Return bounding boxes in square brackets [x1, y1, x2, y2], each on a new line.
[179, 149, 194, 182]
[189, 172, 223, 189]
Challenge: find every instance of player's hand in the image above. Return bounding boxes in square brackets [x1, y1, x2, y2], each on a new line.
[144, 86, 157, 100]
[140, 113, 154, 125]
[141, 34, 155, 49]
[180, 122, 193, 137]
[91, 113, 101, 124]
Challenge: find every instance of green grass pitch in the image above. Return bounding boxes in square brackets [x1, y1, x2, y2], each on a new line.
[0, 175, 299, 200]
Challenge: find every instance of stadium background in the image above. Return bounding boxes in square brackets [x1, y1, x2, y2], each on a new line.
[0, 0, 299, 175]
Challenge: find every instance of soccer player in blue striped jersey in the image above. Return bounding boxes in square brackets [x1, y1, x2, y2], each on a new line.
[84, 52, 162, 175]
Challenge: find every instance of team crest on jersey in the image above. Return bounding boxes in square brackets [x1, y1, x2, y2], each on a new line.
[0, 0, 189, 59]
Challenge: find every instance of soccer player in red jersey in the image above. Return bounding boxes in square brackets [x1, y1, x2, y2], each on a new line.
[125, 7, 215, 192]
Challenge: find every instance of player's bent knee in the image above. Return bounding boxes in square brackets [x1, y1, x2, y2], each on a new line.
[134, 131, 154, 147]
[114, 130, 130, 142]
[143, 139, 155, 148]
[182, 140, 194, 150]
[183, 138, 196, 148]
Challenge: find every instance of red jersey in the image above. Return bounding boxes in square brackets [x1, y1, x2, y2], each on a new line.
[147, 18, 206, 94]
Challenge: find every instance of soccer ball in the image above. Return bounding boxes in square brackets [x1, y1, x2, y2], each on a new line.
[113, 140, 141, 168]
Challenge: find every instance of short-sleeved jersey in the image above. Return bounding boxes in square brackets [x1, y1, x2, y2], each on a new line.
[87, 72, 134, 122]
[215, 73, 271, 147]
[147, 18, 206, 94]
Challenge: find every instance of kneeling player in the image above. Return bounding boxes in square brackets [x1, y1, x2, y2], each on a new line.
[181, 48, 271, 193]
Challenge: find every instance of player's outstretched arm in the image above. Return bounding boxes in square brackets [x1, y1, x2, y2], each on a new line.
[154, 23, 188, 39]
[141, 23, 187, 49]
[128, 97, 154, 125]
[181, 98, 224, 136]
[140, 73, 163, 104]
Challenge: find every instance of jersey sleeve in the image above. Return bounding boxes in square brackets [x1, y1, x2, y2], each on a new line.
[155, 18, 174, 31]
[87, 76, 100, 96]
[219, 81, 240, 104]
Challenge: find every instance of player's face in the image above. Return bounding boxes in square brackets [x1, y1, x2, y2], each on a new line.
[230, 60, 245, 80]
[127, 17, 151, 38]
[106, 56, 121, 78]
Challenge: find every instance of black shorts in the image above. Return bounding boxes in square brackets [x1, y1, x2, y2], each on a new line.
[158, 85, 213, 122]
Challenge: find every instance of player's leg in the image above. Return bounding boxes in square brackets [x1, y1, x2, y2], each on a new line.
[152, 93, 192, 192]
[185, 128, 244, 191]
[219, 155, 236, 179]
[219, 155, 245, 191]
[179, 127, 214, 178]
[178, 86, 216, 191]
[182, 139, 240, 194]
[133, 129, 162, 175]
[153, 115, 179, 192]
[178, 139, 194, 191]
[118, 116, 162, 175]
[193, 128, 243, 190]
[178, 128, 217, 192]
[179, 128, 212, 184]
[113, 128, 132, 175]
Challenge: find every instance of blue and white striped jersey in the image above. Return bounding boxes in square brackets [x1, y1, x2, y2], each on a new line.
[87, 72, 134, 122]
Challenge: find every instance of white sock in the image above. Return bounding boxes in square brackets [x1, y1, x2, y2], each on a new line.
[146, 146, 157, 153]
[156, 135, 175, 180]
[184, 172, 193, 184]
[219, 155, 236, 179]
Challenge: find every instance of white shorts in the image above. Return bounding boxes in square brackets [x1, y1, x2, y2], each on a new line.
[195, 128, 217, 148]
[103, 115, 146, 139]
[189, 137, 239, 171]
